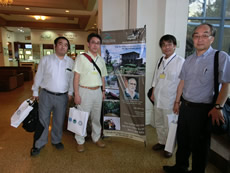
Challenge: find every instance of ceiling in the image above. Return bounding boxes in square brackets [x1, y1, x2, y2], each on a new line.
[0, 0, 98, 34]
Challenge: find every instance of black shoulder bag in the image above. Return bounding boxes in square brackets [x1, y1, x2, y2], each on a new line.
[212, 51, 230, 135]
[147, 56, 163, 105]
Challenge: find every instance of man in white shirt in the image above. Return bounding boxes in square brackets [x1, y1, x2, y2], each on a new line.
[73, 33, 108, 152]
[31, 36, 74, 156]
[151, 34, 184, 158]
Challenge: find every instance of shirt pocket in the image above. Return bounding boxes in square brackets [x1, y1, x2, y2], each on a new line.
[198, 66, 213, 85]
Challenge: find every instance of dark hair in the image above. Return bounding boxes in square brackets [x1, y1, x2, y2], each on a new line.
[87, 33, 102, 43]
[159, 34, 177, 47]
[192, 23, 216, 37]
[54, 36, 70, 49]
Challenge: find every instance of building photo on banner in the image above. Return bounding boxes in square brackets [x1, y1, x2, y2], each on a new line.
[101, 26, 146, 142]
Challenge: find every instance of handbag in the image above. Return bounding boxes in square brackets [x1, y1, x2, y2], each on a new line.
[11, 99, 34, 128]
[147, 56, 163, 105]
[67, 106, 89, 136]
[22, 100, 39, 132]
[212, 51, 230, 135]
[164, 113, 178, 153]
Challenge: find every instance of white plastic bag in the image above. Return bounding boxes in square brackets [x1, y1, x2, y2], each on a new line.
[11, 99, 34, 128]
[67, 106, 89, 136]
[164, 113, 178, 153]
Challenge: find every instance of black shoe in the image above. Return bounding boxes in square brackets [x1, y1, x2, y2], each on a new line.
[164, 151, 173, 158]
[30, 147, 41, 156]
[52, 142, 64, 150]
[152, 143, 165, 150]
[163, 165, 188, 173]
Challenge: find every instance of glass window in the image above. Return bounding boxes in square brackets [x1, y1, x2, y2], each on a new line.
[223, 21, 230, 54]
[226, 0, 230, 17]
[206, 0, 221, 17]
[187, 0, 230, 56]
[189, 0, 204, 17]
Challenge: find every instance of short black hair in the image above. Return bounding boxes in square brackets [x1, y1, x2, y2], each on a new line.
[54, 36, 70, 49]
[192, 23, 216, 37]
[159, 34, 177, 47]
[87, 33, 102, 43]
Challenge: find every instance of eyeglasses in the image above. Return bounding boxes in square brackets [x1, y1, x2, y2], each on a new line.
[90, 41, 100, 45]
[193, 34, 211, 40]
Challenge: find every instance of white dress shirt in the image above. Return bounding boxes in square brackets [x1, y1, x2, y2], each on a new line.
[32, 54, 74, 96]
[152, 53, 184, 109]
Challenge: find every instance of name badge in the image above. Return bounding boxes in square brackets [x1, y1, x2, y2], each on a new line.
[92, 71, 98, 75]
[160, 73, 166, 79]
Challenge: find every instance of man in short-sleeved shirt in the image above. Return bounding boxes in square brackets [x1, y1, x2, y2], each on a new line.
[151, 34, 184, 158]
[73, 33, 108, 152]
[163, 24, 230, 173]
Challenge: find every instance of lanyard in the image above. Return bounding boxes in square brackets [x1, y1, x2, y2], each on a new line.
[162, 54, 176, 71]
[93, 56, 98, 70]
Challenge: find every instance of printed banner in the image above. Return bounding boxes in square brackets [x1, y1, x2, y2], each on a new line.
[101, 27, 146, 142]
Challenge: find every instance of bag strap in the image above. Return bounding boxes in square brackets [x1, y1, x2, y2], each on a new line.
[157, 56, 163, 69]
[82, 53, 102, 77]
[213, 50, 220, 103]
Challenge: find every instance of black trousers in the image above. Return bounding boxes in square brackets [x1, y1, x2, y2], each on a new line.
[176, 100, 213, 173]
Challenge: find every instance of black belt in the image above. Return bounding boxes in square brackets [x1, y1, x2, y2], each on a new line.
[43, 89, 67, 96]
[182, 97, 212, 108]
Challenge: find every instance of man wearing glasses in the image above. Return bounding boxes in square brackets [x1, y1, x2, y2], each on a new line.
[73, 33, 107, 152]
[163, 24, 230, 173]
[124, 77, 139, 100]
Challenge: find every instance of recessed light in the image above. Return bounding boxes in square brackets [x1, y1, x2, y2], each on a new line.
[65, 10, 70, 13]
[25, 7, 30, 10]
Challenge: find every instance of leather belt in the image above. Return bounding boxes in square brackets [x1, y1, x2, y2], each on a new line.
[43, 89, 67, 96]
[182, 97, 212, 108]
[80, 85, 100, 90]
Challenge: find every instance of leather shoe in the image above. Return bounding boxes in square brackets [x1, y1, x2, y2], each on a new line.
[77, 144, 85, 152]
[164, 151, 172, 158]
[95, 140, 105, 148]
[31, 147, 42, 156]
[152, 143, 165, 150]
[163, 165, 188, 173]
[52, 142, 64, 150]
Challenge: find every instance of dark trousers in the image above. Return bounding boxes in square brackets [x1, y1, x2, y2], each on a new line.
[176, 101, 213, 173]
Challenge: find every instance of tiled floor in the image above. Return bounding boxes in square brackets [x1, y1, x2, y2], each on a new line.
[0, 81, 221, 173]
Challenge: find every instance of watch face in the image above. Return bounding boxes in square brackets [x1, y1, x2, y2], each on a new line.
[215, 104, 222, 109]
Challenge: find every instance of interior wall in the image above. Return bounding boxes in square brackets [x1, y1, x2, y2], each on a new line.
[31, 30, 90, 48]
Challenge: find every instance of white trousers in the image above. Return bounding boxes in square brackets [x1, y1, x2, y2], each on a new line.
[154, 107, 172, 145]
[75, 87, 102, 144]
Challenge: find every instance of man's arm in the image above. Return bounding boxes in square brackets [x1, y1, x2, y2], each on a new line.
[208, 83, 229, 125]
[74, 72, 81, 105]
[173, 80, 184, 114]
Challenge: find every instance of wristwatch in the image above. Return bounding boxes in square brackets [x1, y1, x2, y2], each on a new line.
[214, 104, 223, 110]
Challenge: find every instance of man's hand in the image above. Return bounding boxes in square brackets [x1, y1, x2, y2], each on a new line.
[68, 95, 73, 101]
[102, 92, 106, 100]
[150, 94, 154, 102]
[208, 107, 225, 126]
[74, 94, 81, 105]
[33, 96, 39, 101]
[173, 102, 180, 115]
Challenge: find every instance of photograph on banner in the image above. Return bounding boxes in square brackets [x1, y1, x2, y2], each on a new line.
[105, 75, 119, 100]
[119, 75, 145, 136]
[103, 100, 120, 131]
[101, 44, 146, 75]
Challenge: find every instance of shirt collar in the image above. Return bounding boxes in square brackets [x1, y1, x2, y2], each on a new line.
[54, 53, 67, 60]
[195, 46, 213, 58]
[87, 51, 99, 59]
[163, 52, 176, 63]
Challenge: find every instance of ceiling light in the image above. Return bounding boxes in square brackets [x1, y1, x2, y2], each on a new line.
[33, 16, 46, 20]
[25, 7, 30, 10]
[0, 0, 13, 6]
[65, 10, 70, 13]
